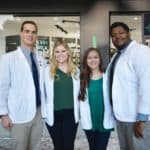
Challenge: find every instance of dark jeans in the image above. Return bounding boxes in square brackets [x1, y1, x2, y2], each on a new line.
[85, 130, 111, 150]
[46, 109, 78, 150]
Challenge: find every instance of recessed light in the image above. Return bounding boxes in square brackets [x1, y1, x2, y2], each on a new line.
[133, 17, 138, 20]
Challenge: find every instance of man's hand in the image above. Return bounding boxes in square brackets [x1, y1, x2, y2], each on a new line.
[1, 115, 13, 130]
[134, 121, 145, 138]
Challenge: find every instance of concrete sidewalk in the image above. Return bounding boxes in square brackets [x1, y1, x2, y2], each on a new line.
[0, 123, 120, 150]
[40, 124, 120, 150]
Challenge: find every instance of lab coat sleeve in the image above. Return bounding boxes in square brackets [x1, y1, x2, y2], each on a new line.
[41, 81, 47, 119]
[41, 66, 49, 119]
[133, 45, 150, 114]
[138, 66, 150, 114]
[0, 55, 10, 115]
[40, 58, 48, 119]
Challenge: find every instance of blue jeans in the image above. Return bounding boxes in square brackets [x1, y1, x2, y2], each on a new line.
[46, 109, 78, 150]
[85, 130, 110, 150]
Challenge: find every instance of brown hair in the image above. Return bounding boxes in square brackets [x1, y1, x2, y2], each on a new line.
[20, 20, 38, 32]
[78, 47, 103, 100]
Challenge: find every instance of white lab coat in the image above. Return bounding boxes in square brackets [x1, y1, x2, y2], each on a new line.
[80, 75, 114, 130]
[103, 40, 150, 122]
[43, 66, 80, 126]
[0, 47, 46, 123]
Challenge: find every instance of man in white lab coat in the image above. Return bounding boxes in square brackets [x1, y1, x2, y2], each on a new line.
[103, 22, 150, 150]
[0, 21, 46, 150]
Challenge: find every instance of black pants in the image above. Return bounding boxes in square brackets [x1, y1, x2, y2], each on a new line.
[46, 109, 78, 150]
[85, 130, 111, 150]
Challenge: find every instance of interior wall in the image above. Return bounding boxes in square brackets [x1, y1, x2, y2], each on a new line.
[0, 36, 5, 55]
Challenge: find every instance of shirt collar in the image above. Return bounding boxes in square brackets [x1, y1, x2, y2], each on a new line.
[119, 40, 132, 53]
[21, 46, 32, 56]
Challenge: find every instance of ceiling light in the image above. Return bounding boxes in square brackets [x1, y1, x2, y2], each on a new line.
[0, 15, 14, 30]
[133, 17, 138, 20]
[15, 17, 21, 21]
[53, 17, 58, 21]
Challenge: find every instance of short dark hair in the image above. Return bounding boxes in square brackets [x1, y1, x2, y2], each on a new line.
[20, 20, 38, 32]
[110, 22, 130, 36]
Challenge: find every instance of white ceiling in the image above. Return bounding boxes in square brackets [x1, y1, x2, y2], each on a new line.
[1, 16, 80, 36]
[18, 16, 80, 31]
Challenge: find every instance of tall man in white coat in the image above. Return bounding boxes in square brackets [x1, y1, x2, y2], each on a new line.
[103, 22, 150, 150]
[0, 21, 46, 150]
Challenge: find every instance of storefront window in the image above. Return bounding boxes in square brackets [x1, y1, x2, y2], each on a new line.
[0, 15, 80, 66]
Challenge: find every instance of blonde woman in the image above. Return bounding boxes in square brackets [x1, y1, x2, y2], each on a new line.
[43, 39, 80, 150]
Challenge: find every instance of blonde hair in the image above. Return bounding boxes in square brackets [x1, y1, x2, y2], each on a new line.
[49, 38, 77, 79]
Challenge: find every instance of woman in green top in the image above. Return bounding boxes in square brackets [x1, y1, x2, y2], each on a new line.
[44, 39, 80, 150]
[79, 48, 112, 150]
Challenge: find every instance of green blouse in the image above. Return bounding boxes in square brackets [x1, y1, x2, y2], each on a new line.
[88, 78, 111, 132]
[54, 69, 74, 111]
